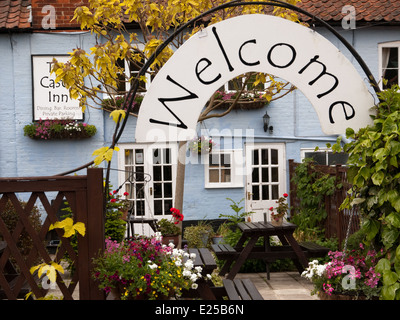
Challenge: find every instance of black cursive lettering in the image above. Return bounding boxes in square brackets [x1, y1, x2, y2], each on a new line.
[149, 75, 198, 129]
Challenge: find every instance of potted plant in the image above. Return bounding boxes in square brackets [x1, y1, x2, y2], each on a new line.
[211, 222, 230, 244]
[92, 235, 203, 300]
[183, 220, 213, 248]
[188, 135, 215, 154]
[269, 193, 289, 226]
[109, 190, 131, 221]
[301, 243, 383, 300]
[105, 188, 130, 242]
[157, 207, 184, 247]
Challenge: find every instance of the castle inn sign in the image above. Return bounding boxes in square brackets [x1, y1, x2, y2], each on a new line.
[32, 55, 83, 121]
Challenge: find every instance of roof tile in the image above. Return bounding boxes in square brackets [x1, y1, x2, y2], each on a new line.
[299, 0, 400, 22]
[0, 0, 31, 30]
[1, 0, 400, 31]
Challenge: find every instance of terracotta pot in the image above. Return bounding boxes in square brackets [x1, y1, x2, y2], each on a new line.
[270, 216, 283, 226]
[120, 209, 129, 221]
[162, 234, 180, 247]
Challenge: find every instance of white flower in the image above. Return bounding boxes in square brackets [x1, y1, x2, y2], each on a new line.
[154, 232, 162, 241]
[190, 253, 196, 259]
[184, 260, 194, 270]
[191, 283, 198, 290]
[195, 266, 202, 273]
[175, 259, 182, 267]
[190, 274, 199, 282]
[206, 274, 212, 280]
[183, 270, 192, 277]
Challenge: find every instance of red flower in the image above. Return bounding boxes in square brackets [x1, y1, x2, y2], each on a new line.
[283, 193, 288, 197]
[269, 207, 274, 211]
[123, 192, 129, 196]
[110, 198, 117, 203]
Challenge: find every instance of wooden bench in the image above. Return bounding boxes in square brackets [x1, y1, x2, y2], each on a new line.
[220, 278, 264, 300]
[299, 241, 330, 258]
[211, 243, 238, 258]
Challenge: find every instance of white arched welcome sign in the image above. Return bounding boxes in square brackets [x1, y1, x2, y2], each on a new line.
[135, 14, 374, 142]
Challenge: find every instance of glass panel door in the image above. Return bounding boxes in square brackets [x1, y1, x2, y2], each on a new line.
[245, 143, 286, 222]
[118, 143, 177, 234]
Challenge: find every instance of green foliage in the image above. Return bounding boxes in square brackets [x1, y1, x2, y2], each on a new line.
[219, 198, 253, 226]
[183, 220, 213, 248]
[340, 85, 400, 299]
[23, 119, 96, 140]
[157, 218, 181, 236]
[290, 158, 340, 239]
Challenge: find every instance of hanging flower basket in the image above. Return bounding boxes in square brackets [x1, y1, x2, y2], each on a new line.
[101, 94, 144, 115]
[24, 119, 97, 140]
[212, 90, 269, 110]
[188, 136, 215, 154]
[216, 100, 267, 110]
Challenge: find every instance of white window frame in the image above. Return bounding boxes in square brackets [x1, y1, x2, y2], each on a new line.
[378, 41, 400, 90]
[204, 149, 244, 188]
[300, 148, 348, 166]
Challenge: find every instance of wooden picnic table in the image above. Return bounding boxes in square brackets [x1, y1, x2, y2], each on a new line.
[213, 221, 310, 280]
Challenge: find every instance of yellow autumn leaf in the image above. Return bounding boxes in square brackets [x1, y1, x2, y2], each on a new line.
[110, 109, 126, 123]
[39, 262, 64, 283]
[92, 146, 119, 165]
[49, 217, 86, 238]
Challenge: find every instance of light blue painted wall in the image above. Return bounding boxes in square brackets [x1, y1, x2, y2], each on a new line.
[1, 24, 399, 219]
[0, 32, 106, 179]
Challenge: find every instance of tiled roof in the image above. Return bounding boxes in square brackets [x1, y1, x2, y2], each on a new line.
[298, 0, 400, 23]
[0, 0, 31, 30]
[1, 0, 400, 31]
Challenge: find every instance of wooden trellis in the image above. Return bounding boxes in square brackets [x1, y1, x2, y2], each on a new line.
[0, 168, 105, 300]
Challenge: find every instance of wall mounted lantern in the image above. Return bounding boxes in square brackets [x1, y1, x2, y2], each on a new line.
[263, 111, 273, 133]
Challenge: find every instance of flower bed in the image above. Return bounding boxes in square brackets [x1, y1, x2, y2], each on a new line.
[92, 235, 203, 300]
[24, 119, 96, 140]
[301, 243, 383, 300]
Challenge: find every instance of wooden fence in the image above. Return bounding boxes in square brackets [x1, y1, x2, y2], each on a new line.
[288, 160, 360, 248]
[0, 168, 105, 300]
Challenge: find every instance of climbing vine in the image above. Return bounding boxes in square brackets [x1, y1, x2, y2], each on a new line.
[290, 158, 340, 240]
[339, 85, 400, 300]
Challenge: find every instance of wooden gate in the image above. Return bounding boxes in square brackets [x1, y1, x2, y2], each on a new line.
[0, 168, 105, 300]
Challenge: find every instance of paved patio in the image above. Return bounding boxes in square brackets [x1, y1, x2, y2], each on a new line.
[49, 270, 318, 300]
[236, 271, 319, 300]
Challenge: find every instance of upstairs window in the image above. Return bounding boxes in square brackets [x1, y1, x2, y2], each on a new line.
[379, 42, 400, 89]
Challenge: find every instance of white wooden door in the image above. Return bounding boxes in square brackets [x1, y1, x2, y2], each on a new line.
[245, 143, 286, 222]
[118, 143, 177, 235]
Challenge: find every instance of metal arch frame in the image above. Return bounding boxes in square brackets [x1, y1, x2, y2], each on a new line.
[59, 0, 380, 184]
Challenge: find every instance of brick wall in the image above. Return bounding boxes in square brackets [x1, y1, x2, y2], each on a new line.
[31, 0, 88, 30]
